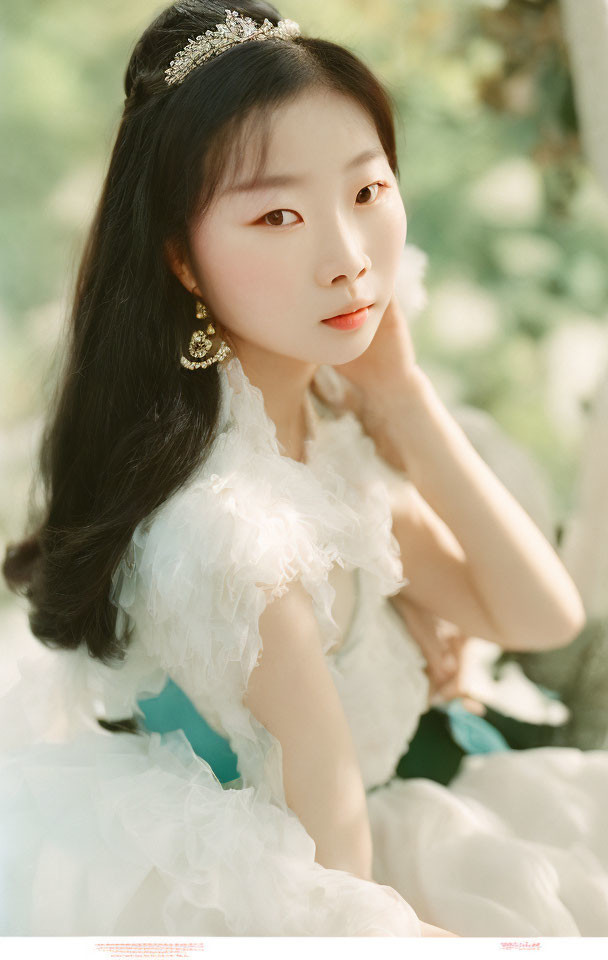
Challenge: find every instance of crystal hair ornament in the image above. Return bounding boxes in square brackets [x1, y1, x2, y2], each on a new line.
[165, 8, 301, 87]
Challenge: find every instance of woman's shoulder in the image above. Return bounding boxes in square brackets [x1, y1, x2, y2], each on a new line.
[110, 390, 343, 629]
[131, 361, 359, 579]
[110, 358, 409, 644]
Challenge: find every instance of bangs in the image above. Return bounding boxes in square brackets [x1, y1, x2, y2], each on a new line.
[193, 98, 276, 221]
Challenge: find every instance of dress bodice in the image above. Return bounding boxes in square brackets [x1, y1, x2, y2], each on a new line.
[52, 356, 430, 809]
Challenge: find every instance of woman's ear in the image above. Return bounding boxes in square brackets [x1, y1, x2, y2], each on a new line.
[164, 237, 202, 297]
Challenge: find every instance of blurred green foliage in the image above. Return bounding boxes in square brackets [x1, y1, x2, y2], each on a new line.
[2, 0, 608, 544]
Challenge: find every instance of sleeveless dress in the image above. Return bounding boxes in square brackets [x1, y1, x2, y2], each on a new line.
[1, 355, 608, 937]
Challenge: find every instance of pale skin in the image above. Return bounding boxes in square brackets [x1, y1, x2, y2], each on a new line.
[167, 85, 585, 937]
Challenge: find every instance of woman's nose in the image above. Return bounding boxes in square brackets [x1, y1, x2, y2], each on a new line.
[315, 223, 372, 286]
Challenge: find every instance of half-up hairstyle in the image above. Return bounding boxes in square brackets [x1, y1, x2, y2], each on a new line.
[3, 1, 401, 689]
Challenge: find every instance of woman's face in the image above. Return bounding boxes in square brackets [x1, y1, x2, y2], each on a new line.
[178, 86, 407, 367]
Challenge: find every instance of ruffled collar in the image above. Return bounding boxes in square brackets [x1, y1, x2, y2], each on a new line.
[216, 355, 322, 467]
[213, 354, 407, 601]
[13, 353, 408, 740]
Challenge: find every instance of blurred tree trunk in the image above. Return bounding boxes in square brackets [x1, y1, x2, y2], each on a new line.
[559, 0, 608, 195]
[504, 0, 608, 748]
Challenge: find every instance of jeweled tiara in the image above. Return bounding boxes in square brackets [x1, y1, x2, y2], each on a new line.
[165, 7, 301, 87]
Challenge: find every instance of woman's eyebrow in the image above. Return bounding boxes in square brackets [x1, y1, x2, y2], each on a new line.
[222, 146, 386, 196]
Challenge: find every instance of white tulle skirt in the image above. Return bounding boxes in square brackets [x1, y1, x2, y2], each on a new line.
[368, 746, 608, 937]
[0, 725, 421, 937]
[3, 642, 608, 937]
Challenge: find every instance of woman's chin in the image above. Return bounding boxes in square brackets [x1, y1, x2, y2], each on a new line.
[315, 325, 378, 365]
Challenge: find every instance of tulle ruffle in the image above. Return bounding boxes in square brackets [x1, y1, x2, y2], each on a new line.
[0, 725, 421, 936]
[0, 354, 431, 936]
[90, 355, 419, 803]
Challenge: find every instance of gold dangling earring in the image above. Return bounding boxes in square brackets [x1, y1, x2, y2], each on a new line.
[180, 299, 232, 370]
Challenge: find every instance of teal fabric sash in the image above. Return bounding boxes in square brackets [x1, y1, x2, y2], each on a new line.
[138, 679, 541, 789]
[137, 677, 239, 783]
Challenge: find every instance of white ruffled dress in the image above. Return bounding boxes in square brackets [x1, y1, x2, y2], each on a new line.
[1, 356, 608, 937]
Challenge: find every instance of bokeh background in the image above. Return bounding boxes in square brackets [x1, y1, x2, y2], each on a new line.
[2, 0, 608, 745]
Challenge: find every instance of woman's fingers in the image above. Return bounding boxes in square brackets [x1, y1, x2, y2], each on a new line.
[396, 597, 486, 716]
[459, 695, 487, 716]
[391, 594, 481, 711]
[429, 632, 487, 715]
[428, 630, 472, 704]
[396, 600, 450, 680]
[391, 595, 457, 696]
[431, 679, 487, 715]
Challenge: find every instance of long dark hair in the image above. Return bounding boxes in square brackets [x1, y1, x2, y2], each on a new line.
[3, 1, 401, 679]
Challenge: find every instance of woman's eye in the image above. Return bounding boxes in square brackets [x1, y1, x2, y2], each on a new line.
[259, 182, 386, 227]
[262, 209, 299, 227]
[356, 181, 384, 205]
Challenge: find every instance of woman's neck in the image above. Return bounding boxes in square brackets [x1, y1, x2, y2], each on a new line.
[234, 347, 319, 463]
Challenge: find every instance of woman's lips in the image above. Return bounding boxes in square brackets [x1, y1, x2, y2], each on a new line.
[321, 305, 372, 330]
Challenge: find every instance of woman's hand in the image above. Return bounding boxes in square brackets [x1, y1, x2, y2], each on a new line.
[390, 593, 486, 715]
[329, 292, 419, 395]
[311, 294, 425, 471]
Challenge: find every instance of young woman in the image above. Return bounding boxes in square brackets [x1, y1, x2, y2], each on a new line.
[2, 0, 606, 939]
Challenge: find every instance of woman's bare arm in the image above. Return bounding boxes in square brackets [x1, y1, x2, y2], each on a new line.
[243, 578, 461, 936]
[375, 366, 586, 652]
[243, 578, 373, 881]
